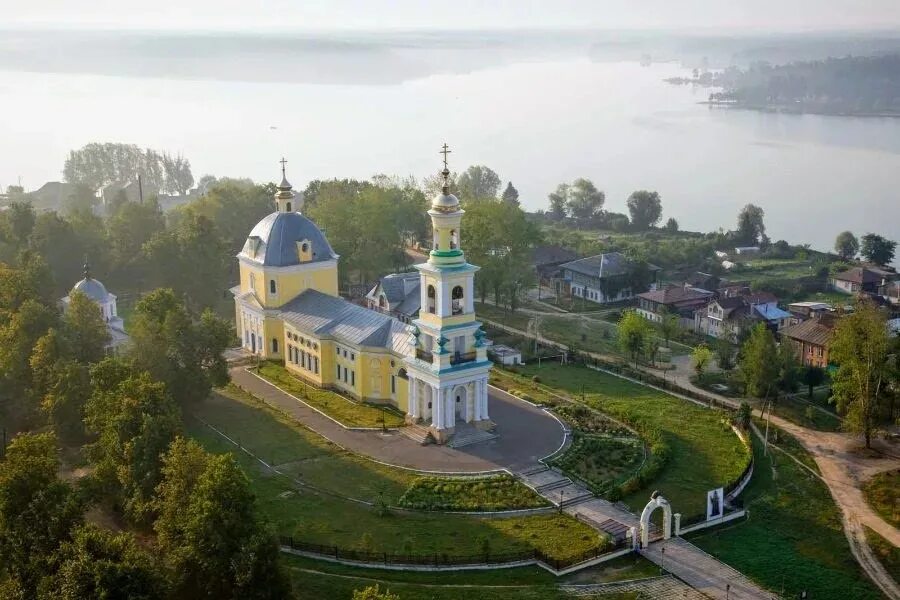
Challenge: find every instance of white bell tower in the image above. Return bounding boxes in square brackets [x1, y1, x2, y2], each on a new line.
[404, 144, 493, 444]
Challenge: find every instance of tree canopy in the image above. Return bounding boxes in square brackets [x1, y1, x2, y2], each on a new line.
[63, 143, 194, 195]
[735, 204, 766, 246]
[834, 231, 859, 260]
[860, 233, 896, 266]
[455, 165, 502, 201]
[626, 190, 663, 230]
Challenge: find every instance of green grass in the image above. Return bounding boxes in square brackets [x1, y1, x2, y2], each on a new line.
[865, 526, 900, 582]
[475, 302, 533, 331]
[256, 362, 406, 428]
[769, 395, 842, 432]
[398, 475, 550, 512]
[537, 315, 692, 359]
[283, 553, 647, 600]
[190, 387, 603, 560]
[863, 470, 900, 528]
[550, 435, 644, 494]
[688, 427, 883, 600]
[515, 364, 749, 517]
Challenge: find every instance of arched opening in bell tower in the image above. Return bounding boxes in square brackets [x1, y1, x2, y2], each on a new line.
[427, 285, 436, 314]
[451, 285, 464, 315]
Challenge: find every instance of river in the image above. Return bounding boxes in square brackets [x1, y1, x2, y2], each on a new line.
[0, 30, 898, 257]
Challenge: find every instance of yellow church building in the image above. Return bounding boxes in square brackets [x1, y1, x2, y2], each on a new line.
[232, 152, 493, 443]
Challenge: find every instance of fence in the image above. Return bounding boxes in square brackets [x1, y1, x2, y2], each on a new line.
[279, 536, 626, 572]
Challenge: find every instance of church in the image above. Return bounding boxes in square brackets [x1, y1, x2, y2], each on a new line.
[231, 152, 493, 443]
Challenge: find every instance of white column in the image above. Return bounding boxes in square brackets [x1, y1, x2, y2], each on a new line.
[480, 378, 490, 420]
[431, 385, 442, 429]
[408, 377, 419, 418]
[440, 281, 450, 317]
[465, 382, 473, 423]
[444, 387, 455, 429]
[465, 276, 474, 313]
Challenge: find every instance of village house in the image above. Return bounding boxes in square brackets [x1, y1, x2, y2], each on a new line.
[787, 301, 833, 325]
[830, 266, 892, 295]
[531, 244, 578, 292]
[694, 290, 791, 339]
[559, 252, 660, 305]
[636, 284, 714, 326]
[779, 313, 840, 368]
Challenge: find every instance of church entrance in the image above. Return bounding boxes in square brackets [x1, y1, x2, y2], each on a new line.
[453, 385, 467, 419]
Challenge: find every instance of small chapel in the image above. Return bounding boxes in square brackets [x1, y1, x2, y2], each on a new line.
[60, 262, 130, 352]
[231, 150, 493, 443]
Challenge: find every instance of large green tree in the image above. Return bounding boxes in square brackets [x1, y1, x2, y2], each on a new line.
[456, 165, 501, 201]
[0, 432, 83, 597]
[547, 184, 569, 221]
[617, 310, 651, 366]
[626, 190, 663, 230]
[735, 203, 766, 245]
[171, 180, 274, 252]
[829, 300, 891, 447]
[154, 438, 289, 599]
[63, 290, 111, 364]
[739, 324, 779, 403]
[501, 182, 520, 206]
[40, 361, 92, 443]
[860, 233, 896, 266]
[566, 178, 605, 225]
[834, 231, 859, 260]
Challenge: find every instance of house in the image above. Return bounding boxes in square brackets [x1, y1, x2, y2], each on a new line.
[560, 252, 660, 305]
[830, 266, 889, 295]
[694, 290, 791, 339]
[787, 302, 833, 324]
[531, 245, 578, 286]
[779, 313, 839, 368]
[684, 271, 721, 291]
[28, 181, 80, 211]
[883, 281, 900, 305]
[366, 272, 421, 323]
[488, 344, 523, 366]
[636, 284, 714, 326]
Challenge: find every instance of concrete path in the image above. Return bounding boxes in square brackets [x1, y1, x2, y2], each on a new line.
[562, 574, 707, 599]
[230, 367, 565, 473]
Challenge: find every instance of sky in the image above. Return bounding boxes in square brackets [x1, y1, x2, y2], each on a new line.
[5, 0, 900, 32]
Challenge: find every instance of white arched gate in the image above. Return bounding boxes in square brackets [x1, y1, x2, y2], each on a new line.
[638, 494, 679, 548]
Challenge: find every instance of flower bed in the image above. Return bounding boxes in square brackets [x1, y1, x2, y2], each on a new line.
[397, 475, 550, 512]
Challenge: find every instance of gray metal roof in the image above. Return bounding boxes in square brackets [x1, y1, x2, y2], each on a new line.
[560, 252, 659, 279]
[240, 211, 337, 267]
[379, 272, 419, 304]
[71, 277, 109, 302]
[281, 289, 411, 352]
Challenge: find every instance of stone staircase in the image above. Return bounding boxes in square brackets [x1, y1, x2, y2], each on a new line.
[562, 575, 708, 599]
[399, 423, 433, 445]
[447, 426, 498, 449]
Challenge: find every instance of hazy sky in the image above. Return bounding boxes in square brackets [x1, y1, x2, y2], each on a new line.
[6, 0, 900, 32]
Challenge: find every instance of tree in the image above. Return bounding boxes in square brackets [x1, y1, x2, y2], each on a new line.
[38, 525, 165, 600]
[107, 199, 166, 273]
[692, 344, 713, 381]
[801, 365, 826, 399]
[160, 152, 194, 195]
[860, 233, 897, 266]
[626, 190, 663, 230]
[713, 334, 736, 371]
[736, 204, 766, 245]
[617, 311, 650, 366]
[829, 300, 891, 448]
[776, 342, 801, 394]
[85, 372, 182, 523]
[127, 289, 230, 407]
[547, 184, 569, 221]
[501, 182, 520, 206]
[736, 402, 752, 429]
[63, 143, 181, 192]
[658, 309, 679, 348]
[0, 433, 83, 597]
[834, 231, 859, 260]
[739, 324, 779, 403]
[664, 217, 678, 232]
[567, 178, 605, 225]
[172, 179, 273, 252]
[353, 585, 401, 600]
[62, 290, 111, 364]
[41, 361, 92, 443]
[154, 438, 289, 599]
[455, 165, 501, 201]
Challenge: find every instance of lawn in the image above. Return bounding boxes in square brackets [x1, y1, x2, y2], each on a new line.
[514, 364, 750, 518]
[863, 470, 900, 528]
[256, 362, 406, 428]
[189, 387, 604, 561]
[475, 302, 533, 331]
[550, 435, 644, 495]
[865, 526, 900, 582]
[537, 315, 692, 359]
[769, 394, 842, 432]
[688, 427, 883, 600]
[398, 475, 550, 511]
[284, 552, 649, 600]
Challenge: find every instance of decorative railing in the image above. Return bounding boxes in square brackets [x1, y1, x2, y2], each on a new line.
[450, 351, 477, 366]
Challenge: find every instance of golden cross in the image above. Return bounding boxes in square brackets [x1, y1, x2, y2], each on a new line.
[439, 143, 451, 170]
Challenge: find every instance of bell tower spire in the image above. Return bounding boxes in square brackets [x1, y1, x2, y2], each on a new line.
[274, 157, 303, 213]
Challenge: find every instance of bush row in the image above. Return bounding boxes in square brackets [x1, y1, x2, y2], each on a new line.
[397, 474, 550, 512]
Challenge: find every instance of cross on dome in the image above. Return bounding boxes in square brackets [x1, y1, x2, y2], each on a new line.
[439, 143, 452, 193]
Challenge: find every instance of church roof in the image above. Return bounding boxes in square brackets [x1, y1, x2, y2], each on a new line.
[240, 211, 337, 267]
[281, 290, 411, 353]
[71, 277, 109, 302]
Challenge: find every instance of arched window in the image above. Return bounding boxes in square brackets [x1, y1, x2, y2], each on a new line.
[272, 338, 279, 353]
[286, 201, 292, 212]
[249, 272, 256, 291]
[270, 279, 277, 294]
[451, 285, 464, 315]
[379, 295, 387, 309]
[450, 229, 458, 249]
[427, 285, 436, 314]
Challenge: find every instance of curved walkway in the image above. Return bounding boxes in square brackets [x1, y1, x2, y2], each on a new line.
[229, 367, 565, 473]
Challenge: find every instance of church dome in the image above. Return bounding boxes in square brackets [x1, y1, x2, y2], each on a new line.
[431, 189, 460, 212]
[72, 277, 109, 302]
[239, 211, 337, 267]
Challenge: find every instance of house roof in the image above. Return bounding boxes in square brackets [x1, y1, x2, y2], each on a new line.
[833, 267, 884, 285]
[366, 272, 420, 317]
[531, 245, 578, 267]
[637, 285, 712, 305]
[281, 289, 411, 353]
[560, 252, 659, 279]
[780, 315, 838, 347]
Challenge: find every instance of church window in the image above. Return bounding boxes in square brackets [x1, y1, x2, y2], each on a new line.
[427, 285, 436, 314]
[270, 279, 277, 294]
[450, 229, 458, 249]
[452, 285, 464, 315]
[336, 365, 341, 379]
[350, 352, 355, 361]
[286, 201, 292, 212]
[301, 242, 309, 253]
[391, 376, 396, 394]
[250, 273, 256, 291]
[351, 371, 355, 387]
[314, 358, 319, 374]
[272, 338, 278, 353]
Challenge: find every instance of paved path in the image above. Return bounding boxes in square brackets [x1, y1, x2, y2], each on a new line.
[230, 367, 565, 473]
[562, 574, 707, 599]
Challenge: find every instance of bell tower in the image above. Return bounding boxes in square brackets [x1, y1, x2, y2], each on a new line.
[404, 144, 493, 444]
